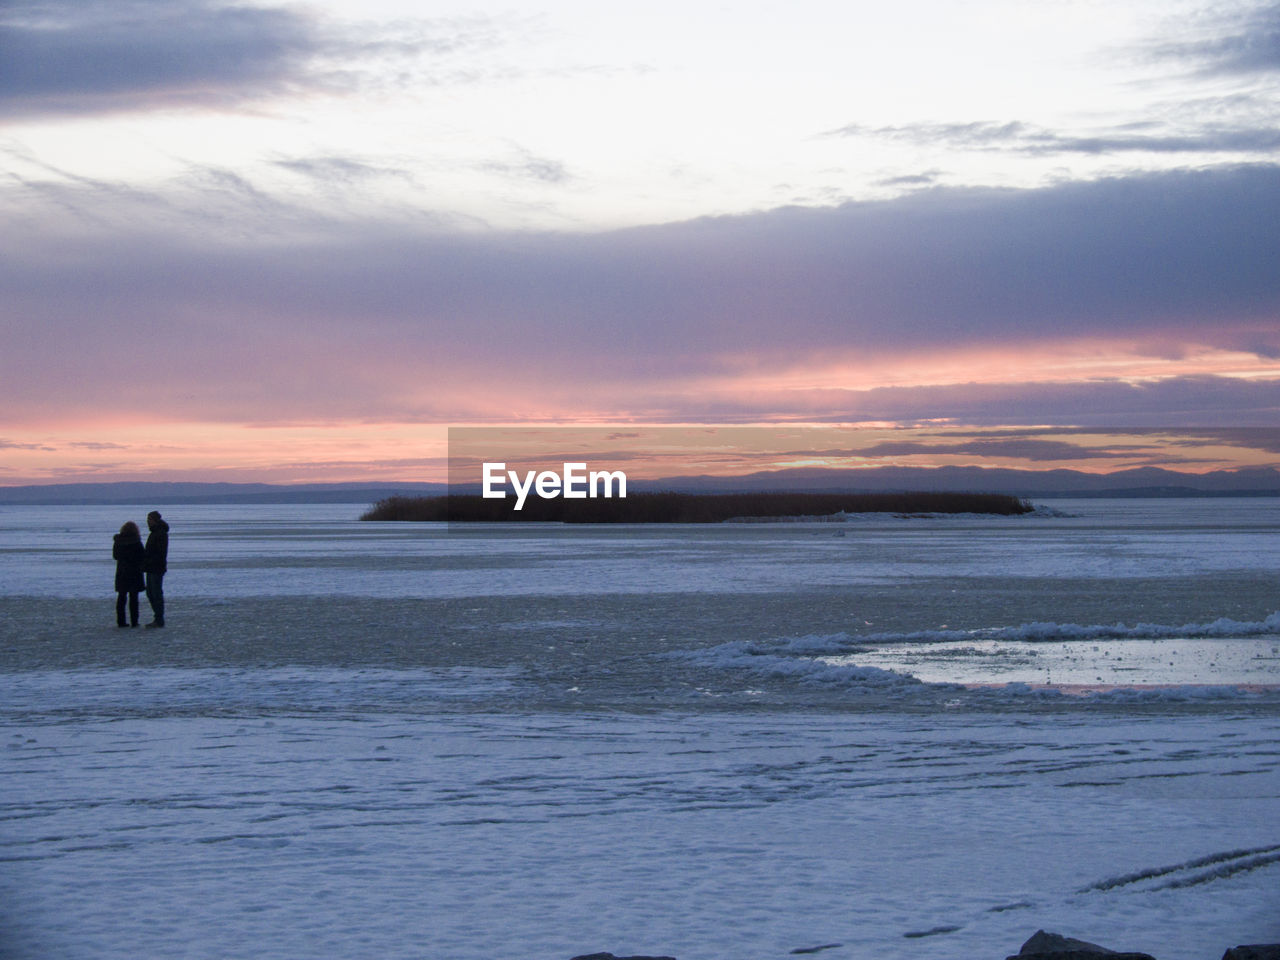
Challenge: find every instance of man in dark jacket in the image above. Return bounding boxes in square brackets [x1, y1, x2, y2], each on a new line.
[144, 510, 169, 628]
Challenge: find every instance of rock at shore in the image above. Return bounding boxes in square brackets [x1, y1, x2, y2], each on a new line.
[1006, 929, 1158, 960]
[568, 934, 1280, 960]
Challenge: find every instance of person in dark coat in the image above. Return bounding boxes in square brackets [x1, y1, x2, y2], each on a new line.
[113, 521, 146, 627]
[143, 510, 169, 628]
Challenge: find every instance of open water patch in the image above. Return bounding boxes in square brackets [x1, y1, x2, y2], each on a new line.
[669, 613, 1280, 699]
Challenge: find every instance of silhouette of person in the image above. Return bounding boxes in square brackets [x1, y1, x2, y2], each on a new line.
[113, 521, 146, 627]
[143, 510, 169, 628]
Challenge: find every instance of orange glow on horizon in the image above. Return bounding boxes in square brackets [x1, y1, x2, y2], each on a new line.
[2, 419, 1277, 486]
[2, 334, 1278, 486]
[0, 421, 452, 485]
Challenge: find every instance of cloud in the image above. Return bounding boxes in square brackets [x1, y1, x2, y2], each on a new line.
[893, 425, 1280, 455]
[829, 119, 1280, 156]
[479, 147, 572, 185]
[598, 375, 1278, 430]
[0, 0, 507, 120]
[1161, 426, 1280, 454]
[273, 156, 418, 186]
[708, 376, 1280, 428]
[1155, 2, 1280, 76]
[875, 171, 944, 187]
[2, 164, 1279, 426]
[852, 438, 1141, 461]
[780, 426, 1280, 463]
[0, 0, 321, 118]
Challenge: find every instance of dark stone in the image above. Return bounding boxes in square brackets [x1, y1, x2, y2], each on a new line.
[1019, 930, 1121, 954]
[1006, 929, 1157, 960]
[1222, 947, 1280, 960]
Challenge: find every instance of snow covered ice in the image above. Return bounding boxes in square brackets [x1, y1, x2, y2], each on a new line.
[1, 499, 1278, 959]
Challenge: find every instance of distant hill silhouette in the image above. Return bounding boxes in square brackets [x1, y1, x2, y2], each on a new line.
[632, 465, 1280, 498]
[362, 491, 1034, 522]
[0, 481, 447, 505]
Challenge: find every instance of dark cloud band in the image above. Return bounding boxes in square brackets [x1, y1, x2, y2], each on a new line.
[2, 164, 1278, 424]
[0, 0, 320, 117]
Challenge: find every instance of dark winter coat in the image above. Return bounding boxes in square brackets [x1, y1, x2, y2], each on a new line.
[113, 534, 146, 593]
[144, 519, 169, 575]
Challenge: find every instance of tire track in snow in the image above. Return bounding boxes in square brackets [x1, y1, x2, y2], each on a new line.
[1078, 843, 1280, 893]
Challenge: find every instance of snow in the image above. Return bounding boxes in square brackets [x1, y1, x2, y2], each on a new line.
[3, 692, 1278, 960]
[1, 499, 1279, 959]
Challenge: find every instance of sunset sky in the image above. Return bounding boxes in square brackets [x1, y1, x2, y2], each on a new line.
[2, 0, 1279, 484]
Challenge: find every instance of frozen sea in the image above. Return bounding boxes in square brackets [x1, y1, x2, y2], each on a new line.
[1, 498, 1278, 960]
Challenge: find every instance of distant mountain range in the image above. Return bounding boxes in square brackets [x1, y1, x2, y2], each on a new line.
[638, 465, 1280, 497]
[2, 466, 1278, 504]
[0, 481, 447, 505]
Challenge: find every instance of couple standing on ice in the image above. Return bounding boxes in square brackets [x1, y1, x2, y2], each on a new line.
[112, 510, 169, 629]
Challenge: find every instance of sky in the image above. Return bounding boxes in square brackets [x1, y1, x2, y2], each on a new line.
[1, 0, 1279, 484]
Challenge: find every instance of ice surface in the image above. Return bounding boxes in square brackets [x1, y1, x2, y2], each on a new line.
[3, 676, 1279, 960]
[2, 499, 1279, 959]
[6, 498, 1280, 600]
